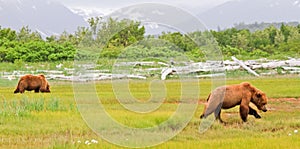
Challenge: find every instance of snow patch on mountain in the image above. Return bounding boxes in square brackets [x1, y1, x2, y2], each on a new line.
[69, 7, 104, 21]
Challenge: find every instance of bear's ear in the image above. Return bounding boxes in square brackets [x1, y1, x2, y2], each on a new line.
[256, 92, 262, 98]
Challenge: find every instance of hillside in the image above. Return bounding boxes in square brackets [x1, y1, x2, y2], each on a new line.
[198, 0, 300, 29]
[0, 0, 87, 37]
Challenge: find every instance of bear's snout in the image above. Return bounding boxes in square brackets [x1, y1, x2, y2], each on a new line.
[258, 105, 268, 112]
[261, 106, 267, 112]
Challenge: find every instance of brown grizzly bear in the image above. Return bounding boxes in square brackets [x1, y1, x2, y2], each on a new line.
[200, 82, 268, 122]
[14, 74, 50, 94]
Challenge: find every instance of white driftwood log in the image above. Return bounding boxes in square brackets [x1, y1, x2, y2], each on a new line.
[2, 59, 300, 81]
[196, 73, 225, 78]
[231, 56, 260, 77]
[261, 61, 286, 69]
[161, 68, 175, 80]
[282, 66, 300, 71]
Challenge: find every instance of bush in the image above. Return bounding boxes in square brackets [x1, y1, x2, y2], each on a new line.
[250, 49, 269, 57]
[0, 39, 76, 62]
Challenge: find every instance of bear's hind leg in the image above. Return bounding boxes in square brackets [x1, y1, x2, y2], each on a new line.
[200, 103, 217, 119]
[214, 109, 224, 123]
[214, 104, 224, 123]
[200, 103, 208, 119]
[200, 114, 205, 119]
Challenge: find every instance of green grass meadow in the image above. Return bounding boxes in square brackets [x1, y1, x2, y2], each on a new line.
[0, 76, 299, 148]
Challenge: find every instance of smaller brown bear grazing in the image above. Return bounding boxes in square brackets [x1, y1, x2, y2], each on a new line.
[14, 74, 50, 94]
[200, 82, 268, 123]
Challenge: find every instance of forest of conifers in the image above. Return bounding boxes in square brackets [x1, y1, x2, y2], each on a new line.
[0, 17, 299, 63]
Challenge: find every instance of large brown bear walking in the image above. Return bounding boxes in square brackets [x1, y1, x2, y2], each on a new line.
[14, 74, 50, 94]
[200, 82, 268, 122]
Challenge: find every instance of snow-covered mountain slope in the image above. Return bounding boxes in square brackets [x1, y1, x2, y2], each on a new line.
[0, 0, 88, 37]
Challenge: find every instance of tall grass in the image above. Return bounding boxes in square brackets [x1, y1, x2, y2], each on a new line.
[0, 96, 75, 118]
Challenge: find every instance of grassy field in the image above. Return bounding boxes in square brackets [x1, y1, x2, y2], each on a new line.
[0, 76, 299, 148]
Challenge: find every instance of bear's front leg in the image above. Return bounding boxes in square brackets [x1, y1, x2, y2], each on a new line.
[249, 106, 261, 118]
[35, 88, 40, 93]
[240, 105, 249, 122]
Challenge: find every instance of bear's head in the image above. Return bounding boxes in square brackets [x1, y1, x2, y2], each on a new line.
[45, 83, 51, 93]
[40, 82, 51, 93]
[251, 91, 268, 112]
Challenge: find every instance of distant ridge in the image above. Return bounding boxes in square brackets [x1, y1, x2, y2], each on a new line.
[232, 21, 300, 32]
[0, 0, 88, 37]
[198, 0, 300, 30]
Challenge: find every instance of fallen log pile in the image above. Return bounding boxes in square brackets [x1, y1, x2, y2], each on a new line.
[1, 58, 300, 81]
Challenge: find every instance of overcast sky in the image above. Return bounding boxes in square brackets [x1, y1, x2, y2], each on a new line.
[59, 0, 234, 14]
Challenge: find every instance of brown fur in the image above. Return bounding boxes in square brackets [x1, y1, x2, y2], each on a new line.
[14, 74, 50, 94]
[200, 82, 268, 122]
